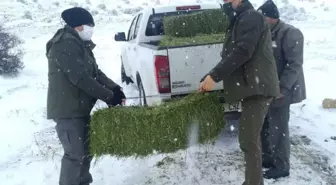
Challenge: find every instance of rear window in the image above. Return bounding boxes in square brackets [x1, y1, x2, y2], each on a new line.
[145, 9, 208, 36]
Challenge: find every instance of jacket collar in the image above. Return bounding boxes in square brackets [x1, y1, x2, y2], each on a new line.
[84, 40, 96, 50]
[63, 25, 81, 40]
[227, 0, 254, 28]
[270, 19, 284, 37]
[234, 0, 254, 16]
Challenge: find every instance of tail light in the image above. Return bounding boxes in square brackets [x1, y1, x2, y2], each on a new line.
[176, 5, 201, 11]
[154, 55, 171, 93]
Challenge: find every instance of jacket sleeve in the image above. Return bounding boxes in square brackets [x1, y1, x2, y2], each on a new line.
[97, 69, 120, 90]
[50, 39, 114, 102]
[209, 11, 264, 82]
[279, 28, 304, 92]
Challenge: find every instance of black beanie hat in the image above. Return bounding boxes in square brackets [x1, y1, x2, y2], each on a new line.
[61, 7, 95, 28]
[257, 0, 280, 19]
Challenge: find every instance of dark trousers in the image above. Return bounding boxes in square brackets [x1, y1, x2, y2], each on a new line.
[54, 117, 93, 185]
[261, 102, 291, 172]
[239, 95, 272, 185]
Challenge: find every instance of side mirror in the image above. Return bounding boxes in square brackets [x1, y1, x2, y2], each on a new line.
[114, 32, 126, 41]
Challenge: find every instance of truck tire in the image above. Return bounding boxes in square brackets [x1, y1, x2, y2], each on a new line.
[121, 60, 134, 85]
[137, 76, 147, 106]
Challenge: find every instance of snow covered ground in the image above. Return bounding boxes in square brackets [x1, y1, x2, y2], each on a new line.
[1, 0, 336, 184]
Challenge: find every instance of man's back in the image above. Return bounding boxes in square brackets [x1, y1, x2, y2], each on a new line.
[270, 20, 306, 104]
[214, 3, 280, 102]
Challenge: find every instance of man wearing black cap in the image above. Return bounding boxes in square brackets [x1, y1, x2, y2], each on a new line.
[46, 7, 126, 185]
[257, 0, 306, 180]
[199, 0, 280, 184]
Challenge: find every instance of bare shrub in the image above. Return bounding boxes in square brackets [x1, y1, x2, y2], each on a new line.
[108, 9, 118, 16]
[52, 1, 60, 6]
[23, 11, 33, 20]
[17, 0, 27, 4]
[91, 9, 99, 16]
[97, 4, 107, 11]
[0, 26, 24, 76]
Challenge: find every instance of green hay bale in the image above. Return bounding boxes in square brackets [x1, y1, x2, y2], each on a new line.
[195, 9, 229, 35]
[163, 13, 199, 37]
[322, 98, 336, 109]
[90, 93, 225, 158]
[163, 9, 228, 38]
[159, 33, 225, 47]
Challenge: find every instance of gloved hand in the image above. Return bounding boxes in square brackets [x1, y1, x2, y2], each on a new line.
[106, 86, 126, 107]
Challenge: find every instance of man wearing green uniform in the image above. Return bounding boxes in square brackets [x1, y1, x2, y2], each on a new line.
[199, 0, 280, 184]
[258, 0, 306, 179]
[46, 7, 126, 185]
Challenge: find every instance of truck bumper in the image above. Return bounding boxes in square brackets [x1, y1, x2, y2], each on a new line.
[146, 94, 171, 105]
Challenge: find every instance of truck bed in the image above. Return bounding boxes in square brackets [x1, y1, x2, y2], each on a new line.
[139, 41, 223, 50]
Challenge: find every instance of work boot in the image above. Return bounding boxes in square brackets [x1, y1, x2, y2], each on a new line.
[263, 168, 289, 179]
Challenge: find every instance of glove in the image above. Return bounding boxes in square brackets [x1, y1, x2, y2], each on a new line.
[106, 86, 126, 107]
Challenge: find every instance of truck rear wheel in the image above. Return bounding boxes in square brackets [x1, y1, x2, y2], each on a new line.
[121, 61, 134, 85]
[137, 76, 147, 106]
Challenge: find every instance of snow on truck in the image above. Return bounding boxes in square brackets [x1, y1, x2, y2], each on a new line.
[114, 3, 242, 115]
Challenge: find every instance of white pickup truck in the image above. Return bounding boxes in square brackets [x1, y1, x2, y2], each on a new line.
[114, 3, 242, 115]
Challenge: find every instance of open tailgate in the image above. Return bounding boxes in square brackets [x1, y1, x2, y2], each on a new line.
[167, 43, 224, 95]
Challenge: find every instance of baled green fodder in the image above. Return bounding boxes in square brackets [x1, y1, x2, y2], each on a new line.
[159, 33, 225, 47]
[163, 9, 228, 38]
[163, 14, 198, 37]
[195, 9, 229, 35]
[322, 98, 336, 109]
[89, 93, 225, 158]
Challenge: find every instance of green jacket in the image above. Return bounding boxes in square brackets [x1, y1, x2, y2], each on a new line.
[46, 25, 119, 119]
[209, 2, 280, 103]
